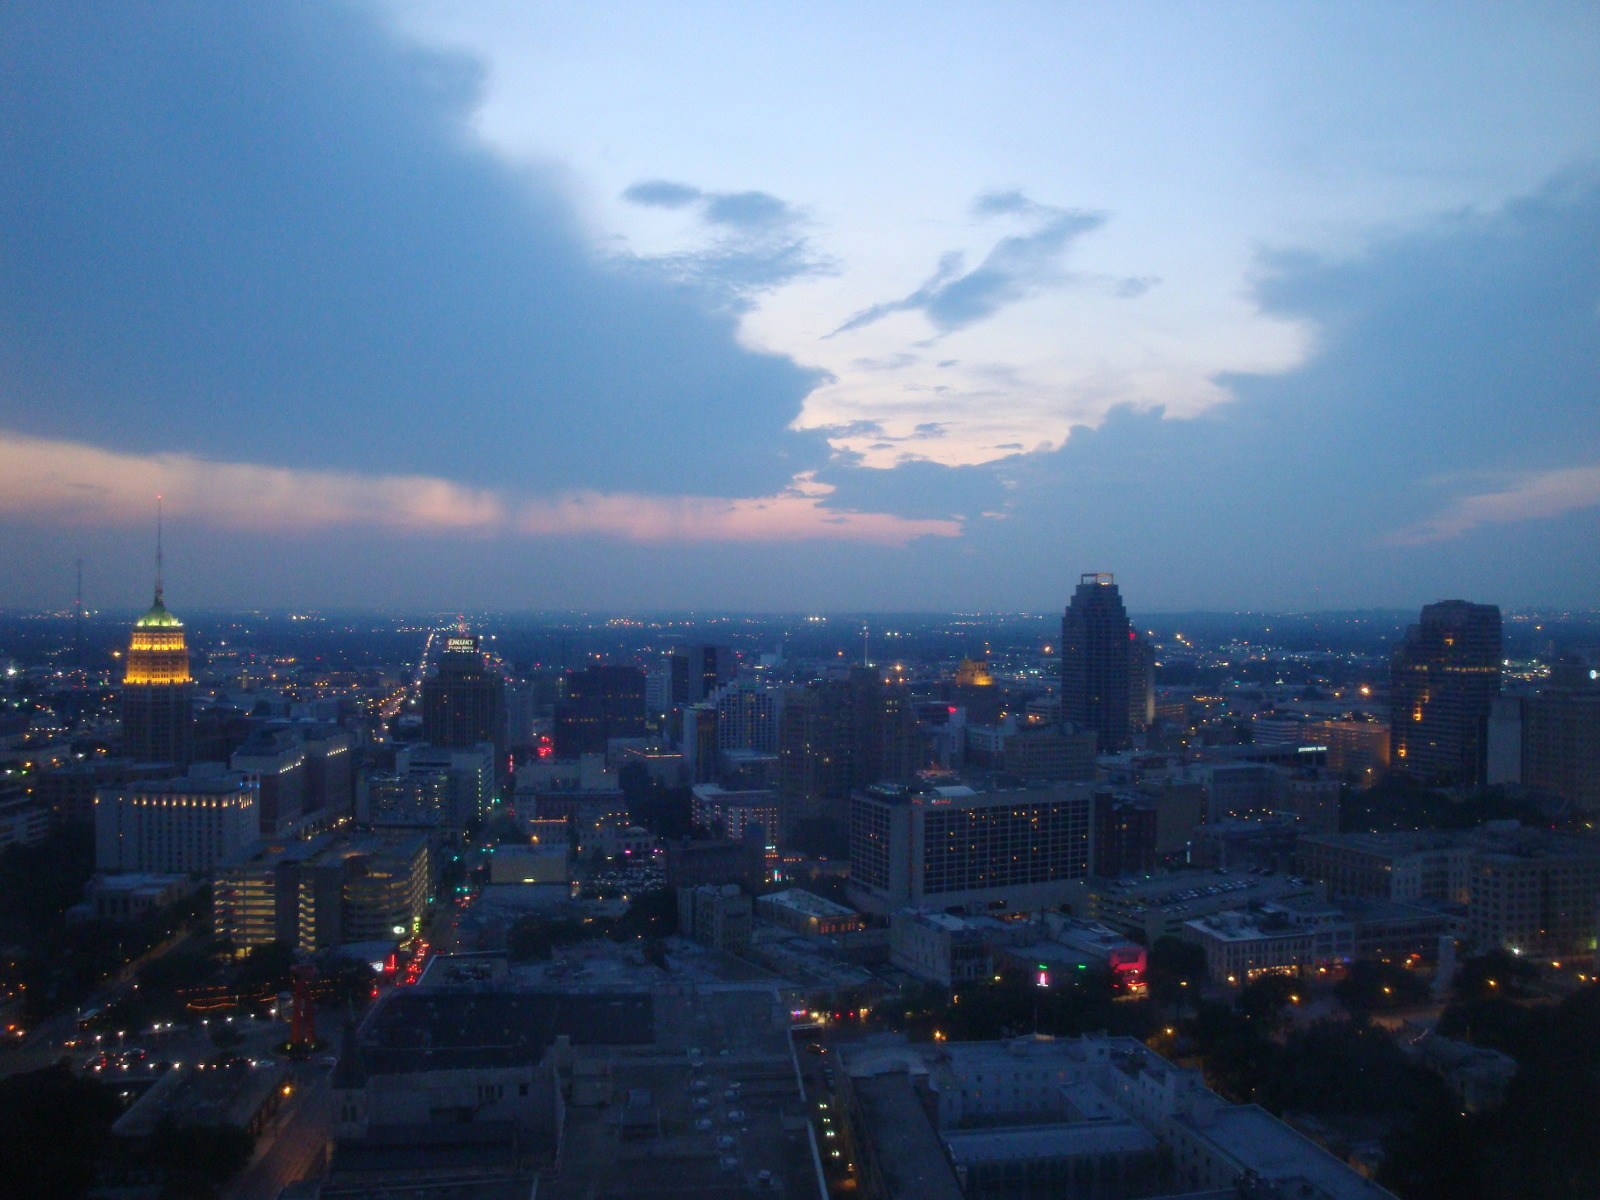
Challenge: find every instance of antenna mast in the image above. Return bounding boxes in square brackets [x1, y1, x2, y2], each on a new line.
[74, 558, 84, 671]
[155, 495, 164, 605]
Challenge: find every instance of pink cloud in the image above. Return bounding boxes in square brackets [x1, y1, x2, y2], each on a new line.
[1385, 465, 1600, 546]
[0, 431, 957, 546]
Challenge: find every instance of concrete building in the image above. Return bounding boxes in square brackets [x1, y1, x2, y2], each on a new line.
[1488, 655, 1600, 812]
[94, 768, 259, 874]
[1181, 895, 1446, 985]
[966, 718, 1096, 782]
[676, 883, 753, 952]
[1308, 720, 1391, 785]
[850, 782, 1092, 915]
[839, 1034, 1397, 1200]
[755, 887, 864, 936]
[396, 741, 494, 827]
[690, 783, 782, 846]
[1066, 870, 1323, 944]
[213, 831, 430, 954]
[1297, 825, 1600, 956]
[889, 909, 1027, 988]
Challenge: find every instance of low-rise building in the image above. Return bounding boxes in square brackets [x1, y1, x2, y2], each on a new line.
[756, 887, 864, 936]
[889, 909, 1027, 988]
[677, 883, 752, 953]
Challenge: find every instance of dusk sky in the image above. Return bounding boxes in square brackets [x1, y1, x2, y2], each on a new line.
[2, 2, 1597, 613]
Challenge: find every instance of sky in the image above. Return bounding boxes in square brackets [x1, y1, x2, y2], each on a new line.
[1, 1, 1597, 614]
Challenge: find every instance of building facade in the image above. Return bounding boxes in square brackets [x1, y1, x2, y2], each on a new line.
[1390, 601, 1502, 786]
[1060, 573, 1133, 753]
[850, 783, 1092, 913]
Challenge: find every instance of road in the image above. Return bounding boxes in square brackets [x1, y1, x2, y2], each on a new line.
[226, 1066, 332, 1200]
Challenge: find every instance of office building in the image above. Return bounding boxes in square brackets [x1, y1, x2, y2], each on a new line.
[966, 718, 1097, 781]
[713, 681, 781, 755]
[1488, 654, 1600, 812]
[1298, 824, 1600, 956]
[554, 664, 646, 758]
[1092, 790, 1158, 877]
[1308, 720, 1391, 785]
[668, 643, 736, 706]
[214, 831, 430, 954]
[421, 634, 506, 760]
[1060, 573, 1134, 753]
[850, 782, 1092, 913]
[94, 769, 259, 874]
[397, 742, 494, 827]
[689, 783, 781, 845]
[778, 671, 918, 828]
[1390, 600, 1502, 786]
[121, 584, 194, 766]
[230, 728, 306, 835]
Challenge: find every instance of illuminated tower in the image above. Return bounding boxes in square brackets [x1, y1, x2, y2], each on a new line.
[121, 512, 194, 765]
[1390, 600, 1502, 786]
[1061, 572, 1133, 753]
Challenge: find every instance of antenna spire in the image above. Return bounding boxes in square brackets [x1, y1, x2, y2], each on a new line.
[155, 495, 164, 606]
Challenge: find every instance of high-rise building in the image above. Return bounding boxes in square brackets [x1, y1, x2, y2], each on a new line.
[121, 582, 194, 766]
[778, 671, 918, 828]
[554, 664, 647, 758]
[1060, 573, 1134, 753]
[1488, 654, 1600, 812]
[94, 769, 259, 874]
[849, 782, 1092, 913]
[1390, 601, 1502, 786]
[421, 634, 506, 759]
[669, 644, 736, 706]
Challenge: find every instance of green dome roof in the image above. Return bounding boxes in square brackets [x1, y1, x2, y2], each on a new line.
[134, 596, 184, 629]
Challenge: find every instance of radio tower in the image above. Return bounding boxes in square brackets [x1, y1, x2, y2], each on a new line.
[73, 558, 85, 673]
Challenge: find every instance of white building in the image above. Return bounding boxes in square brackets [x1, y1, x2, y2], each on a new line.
[95, 769, 259, 874]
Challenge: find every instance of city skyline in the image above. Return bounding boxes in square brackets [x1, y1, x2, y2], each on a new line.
[2, 2, 1597, 612]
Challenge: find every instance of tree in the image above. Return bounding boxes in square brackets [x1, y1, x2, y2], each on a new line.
[1334, 958, 1429, 1015]
[1146, 935, 1207, 1010]
[1236, 974, 1298, 1031]
[1453, 950, 1537, 1004]
[0, 1064, 120, 1199]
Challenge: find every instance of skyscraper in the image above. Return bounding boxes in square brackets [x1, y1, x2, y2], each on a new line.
[121, 551, 194, 766]
[1390, 600, 1503, 786]
[1061, 573, 1134, 753]
[421, 634, 506, 759]
[553, 664, 646, 757]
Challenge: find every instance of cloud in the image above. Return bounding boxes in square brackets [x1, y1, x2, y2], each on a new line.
[912, 422, 950, 438]
[619, 177, 832, 306]
[828, 195, 1106, 336]
[621, 179, 704, 209]
[1385, 465, 1600, 546]
[0, 431, 958, 546]
[0, 3, 829, 499]
[800, 176, 1600, 606]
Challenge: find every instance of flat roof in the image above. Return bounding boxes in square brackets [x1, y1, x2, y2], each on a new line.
[944, 1121, 1157, 1164]
[1189, 1103, 1398, 1199]
[851, 1071, 965, 1200]
[759, 888, 858, 918]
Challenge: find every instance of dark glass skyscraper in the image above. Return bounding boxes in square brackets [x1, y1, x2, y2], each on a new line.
[554, 664, 647, 757]
[421, 634, 506, 758]
[1061, 572, 1133, 753]
[1390, 600, 1502, 786]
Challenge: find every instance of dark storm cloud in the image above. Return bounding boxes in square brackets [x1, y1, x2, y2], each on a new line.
[818, 177, 1600, 605]
[0, 3, 828, 498]
[828, 195, 1106, 336]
